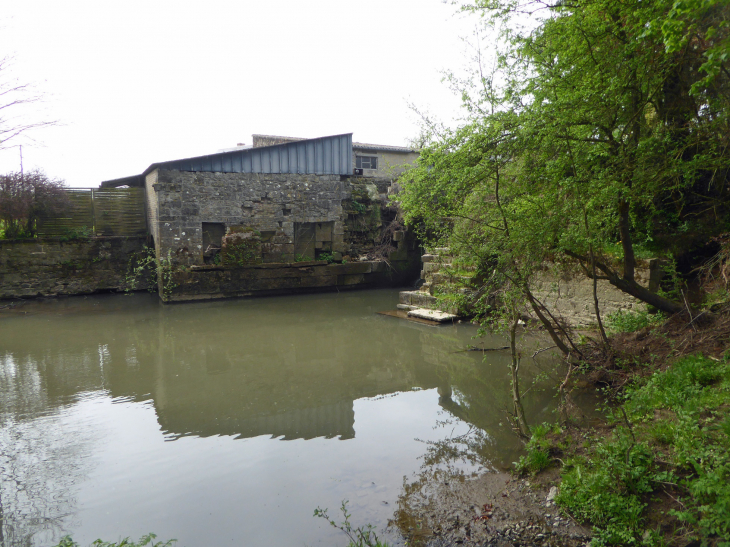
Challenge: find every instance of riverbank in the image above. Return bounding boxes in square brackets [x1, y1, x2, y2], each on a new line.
[391, 307, 730, 547]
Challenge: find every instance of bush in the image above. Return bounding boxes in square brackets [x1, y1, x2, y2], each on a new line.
[605, 309, 664, 334]
[515, 423, 559, 475]
[557, 354, 730, 545]
[0, 170, 68, 238]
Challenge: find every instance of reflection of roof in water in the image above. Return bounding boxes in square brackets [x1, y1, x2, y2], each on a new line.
[161, 400, 355, 441]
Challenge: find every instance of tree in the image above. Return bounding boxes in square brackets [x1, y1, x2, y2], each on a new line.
[0, 170, 68, 238]
[0, 56, 55, 150]
[400, 0, 730, 319]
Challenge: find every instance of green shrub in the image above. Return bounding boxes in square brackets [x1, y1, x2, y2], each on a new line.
[515, 423, 559, 475]
[557, 355, 730, 545]
[605, 309, 664, 334]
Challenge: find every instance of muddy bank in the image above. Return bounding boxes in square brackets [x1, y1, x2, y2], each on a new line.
[391, 470, 592, 547]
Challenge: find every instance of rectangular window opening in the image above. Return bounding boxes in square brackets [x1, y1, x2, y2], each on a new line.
[356, 156, 378, 170]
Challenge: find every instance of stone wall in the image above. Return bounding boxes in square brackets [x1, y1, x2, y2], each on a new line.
[146, 168, 422, 301]
[400, 250, 666, 327]
[530, 261, 664, 327]
[165, 259, 415, 302]
[0, 236, 149, 299]
[150, 169, 348, 266]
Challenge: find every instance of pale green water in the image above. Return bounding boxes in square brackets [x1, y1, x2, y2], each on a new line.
[0, 290, 567, 547]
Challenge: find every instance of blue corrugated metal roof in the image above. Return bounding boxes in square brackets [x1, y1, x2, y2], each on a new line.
[147, 133, 352, 176]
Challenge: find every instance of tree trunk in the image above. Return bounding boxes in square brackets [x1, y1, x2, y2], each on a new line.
[524, 290, 572, 356]
[564, 249, 684, 315]
[618, 198, 635, 281]
[509, 315, 530, 439]
[590, 244, 610, 346]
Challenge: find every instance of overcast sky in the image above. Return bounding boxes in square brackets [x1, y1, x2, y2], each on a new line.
[0, 0, 479, 187]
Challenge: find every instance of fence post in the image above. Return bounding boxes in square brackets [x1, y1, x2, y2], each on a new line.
[90, 188, 96, 235]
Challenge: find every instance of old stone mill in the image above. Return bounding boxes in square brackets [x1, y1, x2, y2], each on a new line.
[0, 133, 425, 303]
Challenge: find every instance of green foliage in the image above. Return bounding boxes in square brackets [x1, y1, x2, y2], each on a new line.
[556, 355, 730, 545]
[317, 252, 335, 263]
[294, 254, 311, 262]
[605, 309, 665, 334]
[349, 200, 367, 215]
[558, 434, 658, 545]
[515, 423, 560, 475]
[58, 226, 93, 242]
[54, 533, 175, 547]
[125, 247, 178, 298]
[400, 0, 730, 317]
[125, 246, 157, 293]
[314, 501, 390, 547]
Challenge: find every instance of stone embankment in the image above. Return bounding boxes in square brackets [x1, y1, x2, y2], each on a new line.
[399, 248, 666, 327]
[0, 236, 149, 300]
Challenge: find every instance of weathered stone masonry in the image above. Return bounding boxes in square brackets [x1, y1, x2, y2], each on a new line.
[0, 236, 149, 299]
[151, 169, 349, 265]
[148, 169, 421, 301]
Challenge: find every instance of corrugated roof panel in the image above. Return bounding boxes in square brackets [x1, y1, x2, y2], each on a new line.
[315, 141, 324, 174]
[306, 141, 315, 174]
[221, 155, 232, 172]
[151, 134, 353, 176]
[296, 142, 307, 173]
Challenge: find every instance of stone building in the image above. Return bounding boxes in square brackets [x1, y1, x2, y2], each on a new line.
[102, 133, 421, 300]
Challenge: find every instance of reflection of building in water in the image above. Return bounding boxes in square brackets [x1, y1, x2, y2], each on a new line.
[0, 295, 561, 449]
[164, 400, 356, 441]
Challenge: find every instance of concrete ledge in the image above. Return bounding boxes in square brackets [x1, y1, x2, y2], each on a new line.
[407, 308, 458, 323]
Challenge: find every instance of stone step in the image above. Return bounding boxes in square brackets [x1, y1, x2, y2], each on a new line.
[407, 308, 459, 323]
[399, 290, 438, 308]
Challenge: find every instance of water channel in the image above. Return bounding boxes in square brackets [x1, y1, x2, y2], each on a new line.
[0, 289, 570, 547]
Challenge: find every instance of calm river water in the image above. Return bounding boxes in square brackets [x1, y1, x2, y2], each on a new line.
[0, 289, 567, 547]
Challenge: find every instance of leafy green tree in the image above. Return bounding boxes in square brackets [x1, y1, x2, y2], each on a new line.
[400, 0, 730, 321]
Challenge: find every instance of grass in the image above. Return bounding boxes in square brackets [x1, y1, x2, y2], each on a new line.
[54, 534, 175, 547]
[554, 354, 730, 546]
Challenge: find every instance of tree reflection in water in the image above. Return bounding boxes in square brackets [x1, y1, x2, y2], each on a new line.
[0, 353, 95, 547]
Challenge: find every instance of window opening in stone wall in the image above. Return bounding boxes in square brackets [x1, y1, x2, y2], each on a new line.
[356, 156, 378, 170]
[202, 222, 226, 264]
[314, 222, 334, 261]
[294, 222, 316, 262]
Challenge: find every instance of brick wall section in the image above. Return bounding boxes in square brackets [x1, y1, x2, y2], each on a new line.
[0, 236, 149, 299]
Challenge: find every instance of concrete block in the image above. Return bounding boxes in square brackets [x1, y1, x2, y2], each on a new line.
[407, 308, 458, 322]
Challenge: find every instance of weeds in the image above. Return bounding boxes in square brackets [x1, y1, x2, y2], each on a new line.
[317, 252, 335, 263]
[54, 533, 175, 547]
[314, 501, 390, 547]
[605, 309, 665, 334]
[515, 423, 560, 475]
[555, 354, 730, 545]
[125, 247, 178, 299]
